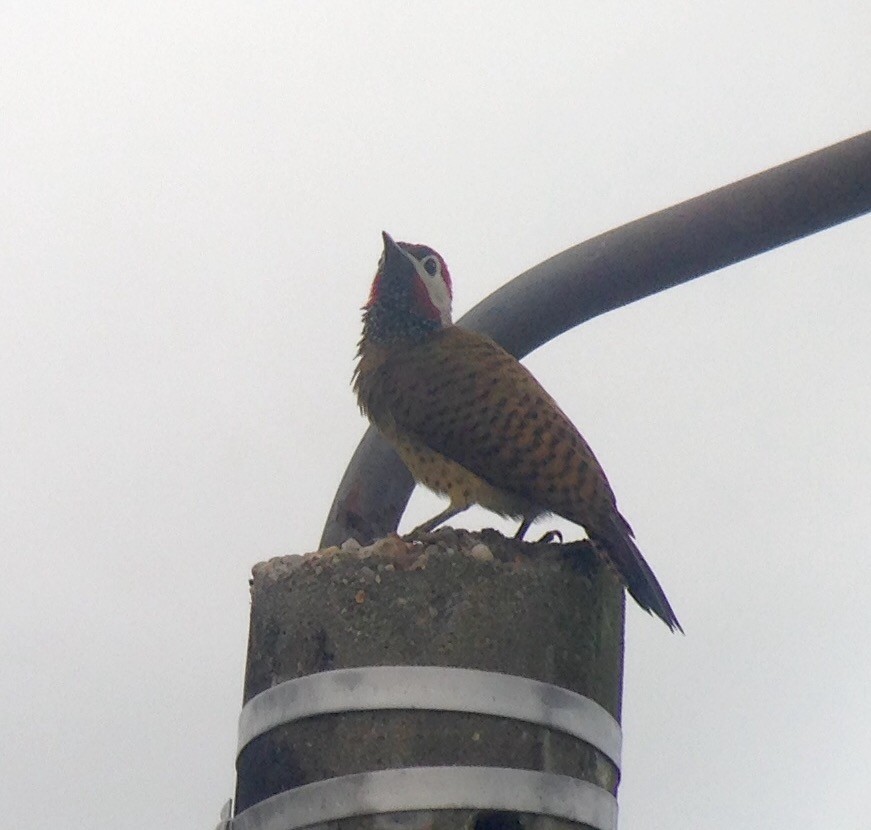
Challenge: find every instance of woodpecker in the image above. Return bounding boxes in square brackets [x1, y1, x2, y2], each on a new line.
[354, 232, 681, 631]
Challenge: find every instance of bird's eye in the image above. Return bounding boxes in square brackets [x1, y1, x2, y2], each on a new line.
[423, 257, 439, 276]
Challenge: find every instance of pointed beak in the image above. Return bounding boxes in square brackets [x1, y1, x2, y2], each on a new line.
[381, 230, 398, 253]
[381, 231, 410, 273]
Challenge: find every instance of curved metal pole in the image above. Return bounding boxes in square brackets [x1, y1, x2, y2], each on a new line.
[321, 131, 871, 548]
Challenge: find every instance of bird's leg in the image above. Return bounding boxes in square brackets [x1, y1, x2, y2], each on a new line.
[409, 504, 468, 535]
[514, 517, 534, 540]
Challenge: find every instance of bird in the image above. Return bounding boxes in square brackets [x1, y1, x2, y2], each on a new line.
[353, 231, 681, 631]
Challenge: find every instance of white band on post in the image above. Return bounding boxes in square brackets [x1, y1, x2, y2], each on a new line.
[237, 665, 622, 768]
[230, 766, 618, 830]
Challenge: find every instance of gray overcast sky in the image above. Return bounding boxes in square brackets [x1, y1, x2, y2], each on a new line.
[1, 3, 869, 829]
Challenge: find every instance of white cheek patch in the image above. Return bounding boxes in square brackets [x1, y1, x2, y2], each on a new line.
[410, 257, 453, 325]
[423, 271, 452, 325]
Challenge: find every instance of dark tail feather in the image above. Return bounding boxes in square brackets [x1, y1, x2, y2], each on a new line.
[592, 519, 683, 633]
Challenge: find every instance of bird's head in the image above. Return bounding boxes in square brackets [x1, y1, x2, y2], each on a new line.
[362, 232, 453, 343]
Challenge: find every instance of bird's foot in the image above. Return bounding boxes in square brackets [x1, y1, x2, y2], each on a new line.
[535, 529, 563, 544]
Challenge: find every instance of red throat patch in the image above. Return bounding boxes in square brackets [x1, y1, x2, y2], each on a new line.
[365, 271, 383, 308]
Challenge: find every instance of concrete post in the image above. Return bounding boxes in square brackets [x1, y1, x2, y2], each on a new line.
[233, 527, 624, 829]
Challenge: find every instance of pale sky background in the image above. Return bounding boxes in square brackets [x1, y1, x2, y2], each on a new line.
[2, 4, 870, 829]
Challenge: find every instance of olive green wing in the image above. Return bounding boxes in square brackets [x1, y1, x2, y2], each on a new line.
[371, 326, 619, 528]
